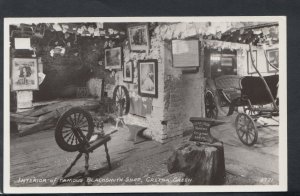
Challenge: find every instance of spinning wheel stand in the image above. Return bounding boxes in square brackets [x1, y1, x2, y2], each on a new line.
[112, 85, 130, 130]
[54, 85, 130, 185]
[55, 107, 115, 185]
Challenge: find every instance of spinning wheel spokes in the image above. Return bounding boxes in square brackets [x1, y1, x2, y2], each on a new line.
[113, 85, 130, 116]
[235, 113, 258, 146]
[55, 107, 94, 152]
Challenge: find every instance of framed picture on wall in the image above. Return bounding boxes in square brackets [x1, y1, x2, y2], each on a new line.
[11, 58, 39, 91]
[247, 50, 257, 74]
[172, 40, 200, 68]
[104, 47, 122, 70]
[137, 59, 158, 98]
[123, 60, 134, 83]
[266, 49, 279, 73]
[128, 24, 150, 52]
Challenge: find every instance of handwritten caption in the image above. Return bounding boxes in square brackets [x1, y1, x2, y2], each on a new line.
[15, 176, 192, 185]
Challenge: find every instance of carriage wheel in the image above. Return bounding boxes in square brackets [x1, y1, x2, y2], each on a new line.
[205, 91, 218, 119]
[112, 85, 130, 116]
[55, 107, 94, 152]
[235, 113, 258, 146]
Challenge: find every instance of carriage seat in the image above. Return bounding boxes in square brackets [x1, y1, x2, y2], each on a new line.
[214, 75, 242, 103]
[240, 75, 279, 105]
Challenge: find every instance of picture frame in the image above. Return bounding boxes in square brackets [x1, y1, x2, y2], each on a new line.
[104, 47, 122, 70]
[247, 50, 257, 74]
[123, 60, 134, 83]
[172, 40, 200, 68]
[266, 49, 279, 73]
[11, 58, 39, 91]
[138, 59, 158, 98]
[127, 24, 150, 52]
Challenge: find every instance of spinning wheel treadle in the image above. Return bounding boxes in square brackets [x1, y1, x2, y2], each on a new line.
[55, 107, 94, 152]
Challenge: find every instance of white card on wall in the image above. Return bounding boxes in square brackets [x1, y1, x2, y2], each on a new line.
[172, 40, 200, 68]
[14, 38, 31, 49]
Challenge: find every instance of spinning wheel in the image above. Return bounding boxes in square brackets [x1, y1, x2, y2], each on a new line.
[112, 85, 130, 116]
[55, 107, 114, 185]
[235, 113, 258, 146]
[55, 107, 94, 152]
[205, 91, 218, 119]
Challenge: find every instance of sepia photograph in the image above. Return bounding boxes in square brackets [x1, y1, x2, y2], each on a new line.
[128, 24, 150, 52]
[267, 48, 279, 72]
[138, 59, 158, 97]
[123, 60, 134, 83]
[105, 47, 122, 70]
[3, 16, 287, 194]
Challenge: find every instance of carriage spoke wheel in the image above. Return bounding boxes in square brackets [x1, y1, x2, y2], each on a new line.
[235, 113, 258, 146]
[112, 85, 130, 116]
[205, 91, 218, 119]
[55, 107, 94, 152]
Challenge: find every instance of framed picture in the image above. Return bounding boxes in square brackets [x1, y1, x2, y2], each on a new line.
[138, 59, 158, 98]
[266, 49, 279, 72]
[11, 58, 39, 91]
[128, 24, 150, 52]
[172, 40, 200, 68]
[105, 47, 122, 70]
[247, 50, 257, 74]
[123, 60, 134, 83]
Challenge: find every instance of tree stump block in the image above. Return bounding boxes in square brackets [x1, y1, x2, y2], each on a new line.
[167, 140, 225, 185]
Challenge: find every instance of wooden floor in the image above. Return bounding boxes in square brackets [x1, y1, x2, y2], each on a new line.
[10, 113, 279, 187]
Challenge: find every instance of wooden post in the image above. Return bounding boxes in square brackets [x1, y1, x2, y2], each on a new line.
[84, 153, 89, 186]
[104, 143, 112, 170]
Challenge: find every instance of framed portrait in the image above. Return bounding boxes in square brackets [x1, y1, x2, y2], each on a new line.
[138, 59, 158, 98]
[128, 24, 150, 52]
[247, 50, 257, 74]
[105, 47, 122, 70]
[123, 61, 134, 83]
[11, 58, 39, 91]
[266, 49, 279, 73]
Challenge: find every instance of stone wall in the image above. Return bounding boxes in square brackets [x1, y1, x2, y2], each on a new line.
[109, 34, 167, 143]
[108, 31, 207, 143]
[162, 41, 206, 141]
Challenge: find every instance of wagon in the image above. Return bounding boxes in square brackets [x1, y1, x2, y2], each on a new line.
[230, 74, 279, 146]
[205, 47, 279, 146]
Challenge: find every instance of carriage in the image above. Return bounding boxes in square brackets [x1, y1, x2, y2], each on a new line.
[205, 46, 279, 146]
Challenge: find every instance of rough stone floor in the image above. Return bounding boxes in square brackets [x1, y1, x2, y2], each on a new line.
[10, 113, 279, 187]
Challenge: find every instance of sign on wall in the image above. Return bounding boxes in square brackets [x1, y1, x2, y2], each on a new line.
[11, 58, 39, 91]
[172, 40, 200, 68]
